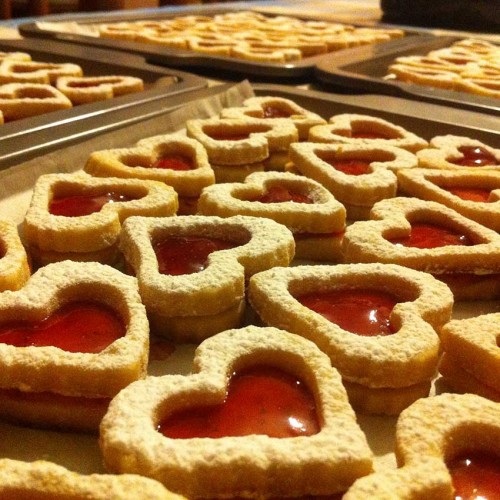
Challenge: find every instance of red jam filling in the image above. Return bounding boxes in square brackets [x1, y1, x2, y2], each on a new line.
[443, 186, 492, 202]
[0, 301, 125, 353]
[49, 191, 139, 217]
[447, 451, 500, 500]
[297, 289, 398, 336]
[452, 146, 498, 167]
[324, 158, 371, 175]
[157, 365, 319, 439]
[151, 154, 194, 171]
[248, 185, 314, 204]
[154, 236, 239, 275]
[388, 222, 473, 248]
[262, 105, 293, 118]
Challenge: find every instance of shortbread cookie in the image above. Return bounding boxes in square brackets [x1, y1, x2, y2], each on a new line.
[197, 171, 346, 261]
[248, 263, 452, 414]
[397, 168, 500, 231]
[343, 197, 500, 299]
[120, 215, 294, 342]
[0, 260, 149, 431]
[457, 76, 500, 98]
[100, 325, 373, 498]
[290, 141, 417, 219]
[0, 51, 31, 63]
[439, 313, 500, 401]
[0, 83, 72, 121]
[23, 172, 178, 267]
[0, 59, 83, 85]
[56, 75, 144, 105]
[386, 63, 462, 89]
[221, 96, 326, 140]
[344, 393, 500, 499]
[0, 218, 30, 291]
[231, 44, 302, 63]
[0, 458, 184, 499]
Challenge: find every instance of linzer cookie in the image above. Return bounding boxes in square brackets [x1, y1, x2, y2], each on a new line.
[0, 218, 30, 291]
[120, 215, 294, 342]
[439, 313, 500, 402]
[0, 59, 82, 85]
[99, 325, 373, 498]
[0, 260, 149, 432]
[417, 134, 500, 171]
[197, 171, 346, 261]
[186, 116, 298, 182]
[308, 114, 428, 153]
[248, 263, 452, 414]
[344, 393, 500, 499]
[290, 141, 418, 220]
[23, 172, 178, 267]
[343, 197, 500, 299]
[397, 168, 500, 231]
[85, 134, 214, 215]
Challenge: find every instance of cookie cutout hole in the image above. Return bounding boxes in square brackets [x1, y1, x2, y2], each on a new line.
[16, 87, 55, 99]
[10, 63, 56, 74]
[204, 124, 272, 141]
[440, 184, 493, 202]
[345, 123, 402, 140]
[67, 78, 123, 88]
[262, 104, 294, 118]
[317, 151, 373, 176]
[244, 184, 314, 204]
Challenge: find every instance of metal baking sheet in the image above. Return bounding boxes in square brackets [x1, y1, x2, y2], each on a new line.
[314, 34, 500, 115]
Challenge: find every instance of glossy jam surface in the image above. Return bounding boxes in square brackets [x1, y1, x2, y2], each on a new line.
[443, 186, 492, 202]
[263, 105, 293, 118]
[158, 365, 319, 439]
[249, 185, 313, 204]
[154, 236, 239, 275]
[388, 222, 473, 248]
[324, 158, 371, 175]
[0, 301, 125, 353]
[452, 146, 498, 167]
[297, 289, 398, 336]
[447, 451, 500, 500]
[151, 154, 194, 171]
[49, 191, 138, 217]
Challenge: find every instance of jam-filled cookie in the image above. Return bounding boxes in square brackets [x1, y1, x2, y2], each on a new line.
[85, 134, 214, 215]
[0, 218, 30, 291]
[0, 59, 82, 85]
[23, 172, 178, 267]
[248, 263, 452, 414]
[308, 114, 428, 153]
[197, 171, 346, 261]
[344, 393, 500, 499]
[290, 141, 417, 220]
[343, 197, 500, 300]
[0, 260, 149, 432]
[120, 214, 294, 343]
[99, 325, 373, 498]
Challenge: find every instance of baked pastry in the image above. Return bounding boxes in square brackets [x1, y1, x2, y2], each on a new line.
[290, 141, 418, 220]
[0, 51, 31, 63]
[248, 263, 452, 414]
[343, 197, 500, 299]
[417, 134, 500, 171]
[197, 171, 346, 261]
[0, 59, 83, 85]
[0, 218, 30, 291]
[99, 325, 373, 498]
[23, 172, 178, 267]
[308, 114, 428, 153]
[186, 116, 298, 182]
[344, 393, 500, 499]
[56, 75, 144, 105]
[0, 260, 149, 432]
[439, 313, 500, 401]
[85, 134, 214, 215]
[231, 44, 302, 63]
[120, 214, 294, 343]
[0, 83, 72, 121]
[397, 168, 500, 231]
[386, 63, 462, 90]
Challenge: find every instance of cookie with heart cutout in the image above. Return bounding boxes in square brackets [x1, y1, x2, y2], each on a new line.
[248, 262, 452, 415]
[0, 83, 72, 121]
[0, 51, 31, 63]
[439, 313, 500, 402]
[99, 325, 374, 498]
[0, 218, 30, 291]
[220, 96, 326, 140]
[0, 59, 83, 85]
[342, 196, 500, 300]
[289, 141, 418, 220]
[23, 171, 178, 268]
[308, 114, 428, 153]
[397, 168, 500, 231]
[417, 134, 500, 171]
[344, 393, 500, 499]
[197, 171, 346, 262]
[0, 260, 149, 432]
[85, 134, 214, 215]
[186, 116, 298, 182]
[386, 63, 462, 90]
[0, 458, 185, 500]
[120, 214, 294, 343]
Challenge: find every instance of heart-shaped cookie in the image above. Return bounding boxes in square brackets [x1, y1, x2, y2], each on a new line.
[0, 60, 82, 85]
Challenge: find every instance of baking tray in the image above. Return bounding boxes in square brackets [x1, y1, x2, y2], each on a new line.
[314, 34, 500, 115]
[17, 5, 422, 80]
[0, 82, 498, 489]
